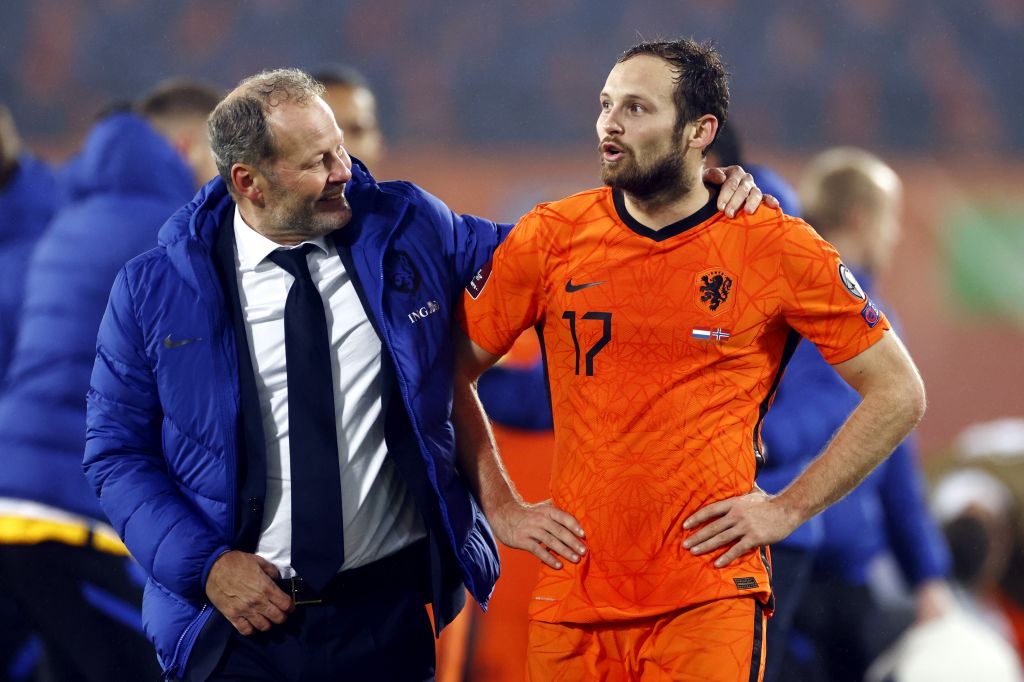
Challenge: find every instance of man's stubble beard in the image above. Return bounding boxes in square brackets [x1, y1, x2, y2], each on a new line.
[601, 136, 694, 209]
[266, 188, 352, 241]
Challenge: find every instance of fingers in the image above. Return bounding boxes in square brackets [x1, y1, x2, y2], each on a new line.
[495, 501, 588, 569]
[714, 538, 758, 568]
[762, 193, 780, 209]
[546, 506, 586, 539]
[229, 612, 272, 636]
[683, 499, 729, 530]
[683, 515, 735, 552]
[230, 616, 255, 636]
[206, 551, 293, 630]
[528, 540, 566, 570]
[718, 171, 756, 218]
[537, 527, 583, 565]
[741, 187, 765, 215]
[265, 583, 295, 617]
[703, 166, 728, 185]
[256, 554, 281, 579]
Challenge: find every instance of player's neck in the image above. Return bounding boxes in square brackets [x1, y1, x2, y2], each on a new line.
[622, 182, 710, 231]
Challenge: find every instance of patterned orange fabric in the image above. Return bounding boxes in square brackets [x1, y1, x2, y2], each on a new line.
[526, 597, 768, 682]
[459, 186, 889, 624]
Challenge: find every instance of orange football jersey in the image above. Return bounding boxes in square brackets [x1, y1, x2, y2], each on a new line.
[459, 187, 889, 624]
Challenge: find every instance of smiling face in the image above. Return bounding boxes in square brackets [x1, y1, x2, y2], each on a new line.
[255, 98, 353, 243]
[596, 55, 696, 201]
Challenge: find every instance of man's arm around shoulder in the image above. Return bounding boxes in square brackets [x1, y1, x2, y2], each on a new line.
[683, 331, 926, 566]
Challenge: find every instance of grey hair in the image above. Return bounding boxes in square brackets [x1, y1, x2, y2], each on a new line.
[208, 68, 325, 189]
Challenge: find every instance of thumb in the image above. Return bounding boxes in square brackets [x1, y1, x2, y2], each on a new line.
[702, 166, 727, 184]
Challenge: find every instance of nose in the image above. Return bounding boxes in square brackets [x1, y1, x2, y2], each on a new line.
[599, 107, 624, 137]
[328, 150, 353, 183]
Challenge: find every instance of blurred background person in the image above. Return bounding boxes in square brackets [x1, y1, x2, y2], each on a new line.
[861, 418, 1024, 682]
[757, 147, 954, 682]
[0, 78, 221, 682]
[0, 103, 63, 682]
[0, 104, 61, 386]
[312, 64, 384, 170]
[930, 418, 1024, 663]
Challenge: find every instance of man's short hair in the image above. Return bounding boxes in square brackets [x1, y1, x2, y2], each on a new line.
[618, 38, 730, 155]
[800, 148, 898, 238]
[136, 79, 223, 124]
[207, 68, 324, 189]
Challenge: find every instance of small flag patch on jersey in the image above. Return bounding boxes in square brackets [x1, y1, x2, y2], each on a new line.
[693, 328, 731, 341]
[734, 577, 759, 590]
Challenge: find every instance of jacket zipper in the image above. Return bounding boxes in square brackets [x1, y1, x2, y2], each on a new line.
[166, 603, 208, 679]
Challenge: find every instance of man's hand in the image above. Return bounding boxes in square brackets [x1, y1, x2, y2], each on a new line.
[488, 499, 587, 569]
[703, 165, 780, 218]
[205, 550, 294, 635]
[682, 489, 799, 567]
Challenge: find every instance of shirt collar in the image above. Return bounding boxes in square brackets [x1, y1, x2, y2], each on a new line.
[232, 205, 330, 271]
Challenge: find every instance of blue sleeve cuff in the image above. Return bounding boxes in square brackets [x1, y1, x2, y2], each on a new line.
[201, 545, 233, 589]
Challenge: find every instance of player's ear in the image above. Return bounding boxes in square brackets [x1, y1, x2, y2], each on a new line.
[688, 115, 719, 153]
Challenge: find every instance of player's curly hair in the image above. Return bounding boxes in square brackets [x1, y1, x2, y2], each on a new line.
[618, 38, 730, 155]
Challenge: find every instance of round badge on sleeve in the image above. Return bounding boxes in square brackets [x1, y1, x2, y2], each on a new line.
[838, 263, 866, 300]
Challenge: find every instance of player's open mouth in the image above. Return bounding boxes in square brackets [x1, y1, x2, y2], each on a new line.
[601, 142, 625, 161]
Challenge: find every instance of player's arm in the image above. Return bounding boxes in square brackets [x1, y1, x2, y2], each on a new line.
[683, 331, 926, 566]
[452, 328, 586, 569]
[703, 165, 781, 217]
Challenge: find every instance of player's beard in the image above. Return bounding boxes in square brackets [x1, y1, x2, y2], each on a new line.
[601, 137, 693, 207]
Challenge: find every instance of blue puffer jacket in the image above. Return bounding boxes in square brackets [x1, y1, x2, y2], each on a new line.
[0, 113, 196, 520]
[84, 164, 505, 676]
[0, 154, 61, 384]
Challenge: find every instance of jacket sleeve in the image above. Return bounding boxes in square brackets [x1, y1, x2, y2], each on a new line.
[451, 211, 514, 288]
[84, 268, 230, 601]
[477, 360, 553, 431]
[878, 437, 952, 586]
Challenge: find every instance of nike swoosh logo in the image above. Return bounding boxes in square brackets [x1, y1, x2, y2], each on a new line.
[565, 279, 606, 293]
[163, 334, 201, 349]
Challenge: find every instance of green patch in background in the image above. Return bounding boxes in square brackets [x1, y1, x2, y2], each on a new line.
[942, 202, 1024, 327]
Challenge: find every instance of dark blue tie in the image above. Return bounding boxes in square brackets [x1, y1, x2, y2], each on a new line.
[267, 244, 344, 591]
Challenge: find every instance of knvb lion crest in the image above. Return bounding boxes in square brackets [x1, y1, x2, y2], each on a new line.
[384, 251, 420, 294]
[695, 268, 736, 316]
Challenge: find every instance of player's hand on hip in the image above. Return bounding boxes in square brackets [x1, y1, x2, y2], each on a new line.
[205, 550, 294, 635]
[490, 499, 587, 570]
[702, 165, 779, 218]
[682, 489, 797, 568]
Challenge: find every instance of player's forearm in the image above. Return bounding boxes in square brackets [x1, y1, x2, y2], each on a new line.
[774, 371, 926, 525]
[452, 375, 523, 517]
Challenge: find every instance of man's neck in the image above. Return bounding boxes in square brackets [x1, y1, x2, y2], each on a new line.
[621, 182, 710, 231]
[237, 202, 303, 247]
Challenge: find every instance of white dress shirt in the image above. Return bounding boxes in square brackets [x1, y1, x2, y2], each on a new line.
[232, 208, 424, 577]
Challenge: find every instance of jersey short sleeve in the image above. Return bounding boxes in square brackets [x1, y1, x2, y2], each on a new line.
[458, 207, 549, 357]
[779, 217, 890, 364]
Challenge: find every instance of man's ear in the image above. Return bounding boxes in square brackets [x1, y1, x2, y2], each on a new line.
[688, 114, 719, 153]
[231, 164, 263, 204]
